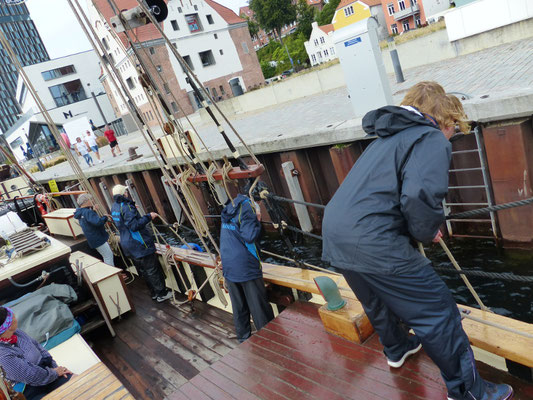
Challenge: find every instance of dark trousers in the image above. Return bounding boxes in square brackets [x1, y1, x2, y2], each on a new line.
[226, 277, 274, 343]
[24, 374, 71, 400]
[342, 264, 485, 400]
[132, 253, 167, 298]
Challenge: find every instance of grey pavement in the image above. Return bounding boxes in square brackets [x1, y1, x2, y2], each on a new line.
[34, 37, 533, 182]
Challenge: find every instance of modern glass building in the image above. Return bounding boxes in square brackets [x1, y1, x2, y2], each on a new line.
[0, 1, 49, 133]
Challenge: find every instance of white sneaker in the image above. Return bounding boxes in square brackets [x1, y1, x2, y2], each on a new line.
[387, 340, 422, 368]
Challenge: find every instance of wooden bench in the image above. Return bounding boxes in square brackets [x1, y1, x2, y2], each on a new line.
[157, 244, 533, 369]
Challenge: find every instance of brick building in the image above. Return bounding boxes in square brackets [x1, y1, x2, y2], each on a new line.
[381, 0, 426, 35]
[88, 0, 264, 127]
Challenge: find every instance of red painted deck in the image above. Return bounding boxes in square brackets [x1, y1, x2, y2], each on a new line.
[168, 301, 533, 400]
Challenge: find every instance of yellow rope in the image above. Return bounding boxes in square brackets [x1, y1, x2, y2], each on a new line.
[177, 168, 210, 237]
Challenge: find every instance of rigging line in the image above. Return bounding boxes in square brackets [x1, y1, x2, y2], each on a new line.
[133, 0, 261, 166]
[459, 309, 533, 340]
[261, 249, 341, 276]
[447, 196, 533, 219]
[268, 194, 326, 210]
[75, 0, 222, 270]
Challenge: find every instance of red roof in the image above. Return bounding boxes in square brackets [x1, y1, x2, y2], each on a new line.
[239, 6, 253, 17]
[205, 0, 245, 25]
[336, 0, 381, 11]
[307, 0, 323, 4]
[318, 24, 334, 34]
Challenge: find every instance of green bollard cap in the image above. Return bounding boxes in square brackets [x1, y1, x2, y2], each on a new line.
[314, 276, 346, 311]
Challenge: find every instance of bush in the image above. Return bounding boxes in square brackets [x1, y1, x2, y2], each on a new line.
[260, 61, 277, 79]
[96, 136, 109, 147]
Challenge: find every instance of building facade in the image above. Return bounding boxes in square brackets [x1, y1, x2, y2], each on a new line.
[381, 0, 427, 35]
[0, 1, 49, 133]
[89, 0, 264, 126]
[304, 22, 337, 66]
[239, 6, 297, 50]
[4, 50, 116, 161]
[332, 0, 388, 39]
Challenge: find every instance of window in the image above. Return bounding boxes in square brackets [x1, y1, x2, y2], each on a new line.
[178, 6, 182, 13]
[219, 85, 225, 95]
[206, 14, 214, 24]
[182, 55, 194, 71]
[324, 49, 329, 57]
[162, 83, 170, 94]
[194, 5, 198, 10]
[149, 47, 155, 55]
[18, 82, 27, 104]
[219, 49, 223, 55]
[330, 47, 335, 55]
[102, 37, 110, 50]
[171, 102, 179, 112]
[171, 20, 179, 31]
[185, 14, 202, 33]
[214, 33, 218, 39]
[198, 50, 215, 67]
[320, 37, 325, 44]
[311, 54, 316, 63]
[156, 65, 162, 72]
[398, 0, 406, 10]
[126, 77, 135, 89]
[415, 14, 421, 27]
[387, 3, 394, 15]
[402, 20, 410, 31]
[412, 0, 417, 4]
[344, 5, 354, 17]
[211, 87, 218, 98]
[48, 79, 87, 107]
[317, 51, 322, 59]
[391, 23, 398, 34]
[314, 39, 318, 46]
[241, 42, 249, 54]
[41, 65, 76, 81]
[107, 53, 115, 65]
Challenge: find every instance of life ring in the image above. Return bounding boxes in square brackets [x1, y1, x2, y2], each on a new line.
[34, 194, 50, 216]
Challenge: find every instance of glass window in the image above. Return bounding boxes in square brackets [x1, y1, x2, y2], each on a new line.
[186, 14, 202, 33]
[387, 3, 394, 15]
[171, 102, 178, 112]
[219, 49, 223, 55]
[320, 37, 325, 44]
[163, 83, 170, 94]
[214, 33, 218, 39]
[102, 37, 110, 50]
[324, 49, 329, 56]
[398, 0, 406, 10]
[126, 77, 135, 89]
[182, 55, 194, 71]
[415, 14, 421, 27]
[311, 54, 316, 63]
[241, 42, 249, 54]
[178, 6, 182, 13]
[219, 85, 225, 95]
[391, 23, 398, 34]
[402, 20, 410, 31]
[171, 20, 179, 31]
[194, 5, 198, 10]
[156, 65, 162, 72]
[344, 5, 354, 17]
[48, 79, 87, 107]
[330, 47, 335, 55]
[41, 65, 76, 81]
[198, 50, 215, 67]
[206, 14, 214, 24]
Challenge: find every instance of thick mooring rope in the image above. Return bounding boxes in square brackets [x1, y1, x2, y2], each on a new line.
[447, 196, 533, 219]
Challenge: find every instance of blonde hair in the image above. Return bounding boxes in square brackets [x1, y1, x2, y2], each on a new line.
[401, 81, 470, 134]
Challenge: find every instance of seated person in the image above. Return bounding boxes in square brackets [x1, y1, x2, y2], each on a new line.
[0, 307, 72, 400]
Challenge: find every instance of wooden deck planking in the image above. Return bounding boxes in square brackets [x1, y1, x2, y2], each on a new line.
[170, 301, 533, 400]
[90, 279, 238, 400]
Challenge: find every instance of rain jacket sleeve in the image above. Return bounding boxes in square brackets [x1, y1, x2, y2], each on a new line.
[238, 201, 261, 244]
[121, 203, 151, 232]
[400, 131, 451, 244]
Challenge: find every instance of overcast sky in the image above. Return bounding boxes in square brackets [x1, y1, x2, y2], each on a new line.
[26, 0, 248, 59]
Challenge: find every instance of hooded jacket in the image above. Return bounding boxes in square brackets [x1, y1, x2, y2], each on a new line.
[73, 206, 108, 249]
[322, 106, 451, 273]
[220, 194, 262, 283]
[111, 194, 155, 259]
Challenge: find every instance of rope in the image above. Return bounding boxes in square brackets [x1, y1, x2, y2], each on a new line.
[447, 196, 533, 219]
[177, 168, 210, 237]
[261, 249, 341, 276]
[459, 309, 533, 340]
[434, 266, 533, 282]
[221, 160, 235, 206]
[284, 224, 323, 241]
[268, 194, 326, 210]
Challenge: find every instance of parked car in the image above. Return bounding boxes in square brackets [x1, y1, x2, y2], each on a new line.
[281, 69, 293, 78]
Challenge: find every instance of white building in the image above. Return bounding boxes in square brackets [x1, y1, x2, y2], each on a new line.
[304, 22, 337, 67]
[4, 50, 116, 161]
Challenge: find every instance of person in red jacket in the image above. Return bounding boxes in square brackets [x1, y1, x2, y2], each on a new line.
[104, 125, 122, 157]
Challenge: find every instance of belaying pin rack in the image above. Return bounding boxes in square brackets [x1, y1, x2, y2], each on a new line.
[184, 164, 265, 183]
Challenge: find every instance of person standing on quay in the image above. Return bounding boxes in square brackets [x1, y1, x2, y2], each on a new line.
[322, 81, 512, 400]
[104, 125, 122, 157]
[74, 137, 94, 167]
[84, 130, 103, 164]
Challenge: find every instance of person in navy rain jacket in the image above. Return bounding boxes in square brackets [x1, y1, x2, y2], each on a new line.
[220, 191, 274, 342]
[111, 184, 171, 303]
[73, 193, 114, 266]
[322, 81, 512, 400]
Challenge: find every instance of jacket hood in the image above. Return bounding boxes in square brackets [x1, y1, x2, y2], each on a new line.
[113, 194, 133, 204]
[221, 194, 250, 222]
[362, 106, 437, 138]
[74, 207, 90, 219]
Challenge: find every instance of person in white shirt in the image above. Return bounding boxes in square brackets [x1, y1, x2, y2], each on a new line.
[85, 130, 103, 163]
[75, 137, 94, 167]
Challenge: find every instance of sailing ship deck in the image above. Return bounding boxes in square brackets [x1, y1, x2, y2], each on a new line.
[90, 280, 533, 400]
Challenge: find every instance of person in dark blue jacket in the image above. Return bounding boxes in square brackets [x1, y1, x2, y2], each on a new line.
[220, 192, 274, 342]
[111, 184, 171, 303]
[74, 193, 114, 266]
[322, 82, 512, 400]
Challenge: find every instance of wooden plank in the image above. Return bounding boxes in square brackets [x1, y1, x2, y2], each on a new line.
[186, 164, 265, 183]
[177, 382, 212, 400]
[197, 368, 260, 400]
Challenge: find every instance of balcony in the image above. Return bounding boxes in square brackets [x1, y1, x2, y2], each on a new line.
[394, 3, 419, 21]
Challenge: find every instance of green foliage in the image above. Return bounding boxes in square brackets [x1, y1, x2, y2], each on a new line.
[260, 61, 276, 79]
[241, 14, 260, 40]
[257, 33, 310, 76]
[249, 0, 296, 40]
[295, 0, 316, 39]
[316, 0, 341, 26]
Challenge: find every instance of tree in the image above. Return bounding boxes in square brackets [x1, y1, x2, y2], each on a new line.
[249, 0, 296, 46]
[241, 14, 260, 41]
[260, 61, 276, 79]
[295, 0, 316, 39]
[316, 0, 341, 26]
